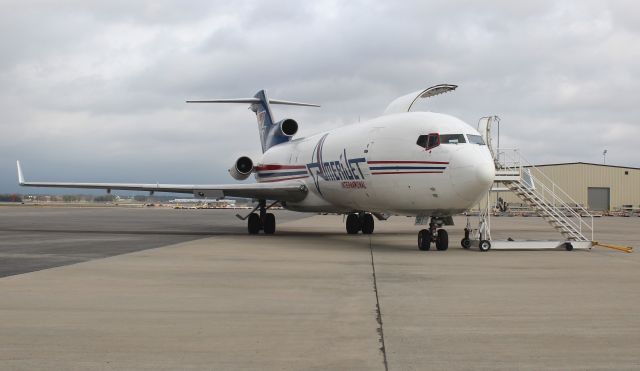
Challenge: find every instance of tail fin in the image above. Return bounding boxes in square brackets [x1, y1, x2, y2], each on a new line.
[187, 89, 319, 152]
[252, 90, 277, 153]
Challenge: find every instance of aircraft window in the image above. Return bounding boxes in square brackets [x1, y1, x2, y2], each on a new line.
[467, 134, 486, 145]
[440, 134, 466, 144]
[426, 134, 439, 149]
[417, 133, 440, 150]
[416, 135, 428, 148]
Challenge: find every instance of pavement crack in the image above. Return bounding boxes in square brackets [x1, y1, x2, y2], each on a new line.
[369, 235, 389, 371]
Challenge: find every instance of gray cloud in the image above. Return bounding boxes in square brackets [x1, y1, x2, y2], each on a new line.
[1, 0, 639, 193]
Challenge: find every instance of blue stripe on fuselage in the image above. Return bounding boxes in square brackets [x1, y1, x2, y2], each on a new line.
[368, 166, 447, 171]
[256, 170, 309, 178]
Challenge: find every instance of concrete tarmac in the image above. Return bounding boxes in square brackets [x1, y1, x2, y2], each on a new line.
[0, 207, 638, 370]
[0, 207, 302, 277]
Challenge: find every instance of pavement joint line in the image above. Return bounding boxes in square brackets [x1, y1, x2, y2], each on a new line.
[369, 234, 389, 371]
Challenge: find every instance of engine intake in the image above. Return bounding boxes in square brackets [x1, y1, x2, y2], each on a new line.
[278, 119, 298, 137]
[229, 156, 254, 180]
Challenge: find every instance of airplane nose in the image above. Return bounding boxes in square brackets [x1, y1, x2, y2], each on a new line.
[449, 147, 495, 202]
[475, 160, 495, 187]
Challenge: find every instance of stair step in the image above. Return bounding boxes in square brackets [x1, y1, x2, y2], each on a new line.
[551, 221, 576, 228]
[509, 176, 592, 242]
[550, 223, 580, 233]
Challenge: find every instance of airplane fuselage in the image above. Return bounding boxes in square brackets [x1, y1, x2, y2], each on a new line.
[255, 111, 495, 216]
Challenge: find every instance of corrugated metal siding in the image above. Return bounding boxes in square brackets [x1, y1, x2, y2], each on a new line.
[492, 164, 640, 210]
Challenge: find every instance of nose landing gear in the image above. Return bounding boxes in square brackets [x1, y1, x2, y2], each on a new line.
[345, 212, 375, 234]
[417, 217, 449, 251]
[461, 227, 472, 249]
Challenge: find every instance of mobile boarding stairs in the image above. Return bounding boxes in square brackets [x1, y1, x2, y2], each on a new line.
[467, 117, 594, 251]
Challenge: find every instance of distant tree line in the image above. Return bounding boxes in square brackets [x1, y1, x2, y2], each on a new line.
[0, 193, 183, 203]
[93, 195, 116, 202]
[0, 194, 23, 202]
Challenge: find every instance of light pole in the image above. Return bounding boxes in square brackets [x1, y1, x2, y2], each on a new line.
[603, 149, 607, 165]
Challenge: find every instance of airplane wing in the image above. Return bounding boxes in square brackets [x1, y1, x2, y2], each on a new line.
[16, 161, 307, 202]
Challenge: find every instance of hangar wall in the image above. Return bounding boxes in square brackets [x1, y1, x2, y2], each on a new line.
[493, 162, 640, 211]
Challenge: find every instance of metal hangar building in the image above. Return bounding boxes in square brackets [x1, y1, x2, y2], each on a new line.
[497, 162, 640, 212]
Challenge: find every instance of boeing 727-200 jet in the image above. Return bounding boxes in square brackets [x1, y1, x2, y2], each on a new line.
[17, 84, 495, 251]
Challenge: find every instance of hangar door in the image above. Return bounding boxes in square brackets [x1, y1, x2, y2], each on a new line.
[588, 187, 610, 211]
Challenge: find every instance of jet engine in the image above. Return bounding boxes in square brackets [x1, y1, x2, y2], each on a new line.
[229, 156, 254, 180]
[276, 119, 299, 137]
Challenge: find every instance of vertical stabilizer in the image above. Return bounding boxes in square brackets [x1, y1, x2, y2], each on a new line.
[251, 90, 276, 152]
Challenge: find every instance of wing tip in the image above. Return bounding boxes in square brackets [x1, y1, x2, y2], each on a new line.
[16, 160, 25, 185]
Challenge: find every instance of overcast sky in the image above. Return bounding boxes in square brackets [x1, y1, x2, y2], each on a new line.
[2, 0, 639, 194]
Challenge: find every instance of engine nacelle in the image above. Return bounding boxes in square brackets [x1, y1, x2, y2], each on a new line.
[276, 119, 298, 137]
[229, 156, 254, 181]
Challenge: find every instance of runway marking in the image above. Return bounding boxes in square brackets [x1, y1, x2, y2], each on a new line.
[369, 236, 389, 371]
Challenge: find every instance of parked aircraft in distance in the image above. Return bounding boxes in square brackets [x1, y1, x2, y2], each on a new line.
[17, 84, 495, 250]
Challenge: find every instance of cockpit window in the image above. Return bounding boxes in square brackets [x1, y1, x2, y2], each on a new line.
[467, 134, 486, 145]
[427, 134, 439, 149]
[416, 133, 440, 150]
[416, 135, 427, 148]
[440, 134, 466, 144]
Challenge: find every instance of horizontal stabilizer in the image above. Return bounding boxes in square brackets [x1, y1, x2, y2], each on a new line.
[268, 99, 320, 107]
[187, 89, 318, 153]
[186, 98, 320, 107]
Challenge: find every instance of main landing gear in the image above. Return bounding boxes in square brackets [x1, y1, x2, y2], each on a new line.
[417, 217, 449, 251]
[345, 212, 375, 234]
[246, 200, 276, 235]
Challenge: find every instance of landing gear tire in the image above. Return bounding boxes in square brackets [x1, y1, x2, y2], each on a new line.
[361, 213, 375, 234]
[263, 213, 276, 235]
[346, 213, 360, 234]
[435, 229, 449, 251]
[247, 213, 260, 235]
[479, 240, 491, 252]
[461, 238, 471, 249]
[418, 229, 431, 251]
[565, 242, 574, 251]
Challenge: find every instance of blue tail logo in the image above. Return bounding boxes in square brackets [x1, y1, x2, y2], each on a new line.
[251, 90, 277, 152]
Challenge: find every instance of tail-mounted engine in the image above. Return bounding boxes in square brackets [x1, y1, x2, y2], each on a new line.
[229, 156, 254, 180]
[276, 119, 298, 137]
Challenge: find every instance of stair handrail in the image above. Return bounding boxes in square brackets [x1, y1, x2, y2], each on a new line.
[495, 148, 521, 174]
[517, 180, 586, 240]
[496, 148, 594, 241]
[510, 170, 588, 241]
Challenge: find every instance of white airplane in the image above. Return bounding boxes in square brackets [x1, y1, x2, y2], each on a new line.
[17, 84, 495, 251]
